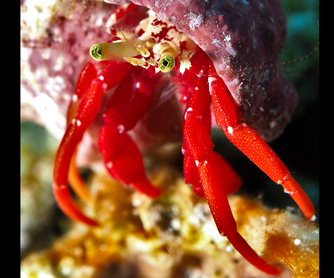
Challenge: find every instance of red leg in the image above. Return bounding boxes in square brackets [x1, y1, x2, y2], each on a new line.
[208, 69, 315, 220]
[68, 149, 91, 205]
[183, 144, 204, 197]
[183, 68, 281, 275]
[182, 72, 242, 197]
[98, 67, 161, 197]
[184, 113, 281, 275]
[65, 63, 98, 205]
[53, 61, 131, 225]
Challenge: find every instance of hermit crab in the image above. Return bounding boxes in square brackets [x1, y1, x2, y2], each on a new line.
[53, 1, 316, 275]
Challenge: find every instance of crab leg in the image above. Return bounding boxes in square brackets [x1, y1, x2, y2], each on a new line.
[68, 149, 91, 204]
[208, 67, 315, 220]
[183, 145, 204, 197]
[183, 104, 211, 197]
[65, 63, 98, 205]
[185, 114, 282, 275]
[98, 67, 161, 197]
[183, 71, 242, 197]
[183, 75, 281, 275]
[53, 61, 131, 225]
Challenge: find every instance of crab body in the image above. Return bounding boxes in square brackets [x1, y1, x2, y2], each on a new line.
[53, 3, 315, 275]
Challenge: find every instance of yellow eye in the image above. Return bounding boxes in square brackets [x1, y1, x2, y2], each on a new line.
[90, 44, 103, 61]
[158, 55, 175, 73]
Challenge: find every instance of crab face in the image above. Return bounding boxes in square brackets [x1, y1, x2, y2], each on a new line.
[52, 2, 315, 276]
[89, 8, 197, 76]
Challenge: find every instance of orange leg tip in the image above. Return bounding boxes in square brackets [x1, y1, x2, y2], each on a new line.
[63, 204, 100, 226]
[281, 178, 316, 220]
[53, 183, 99, 227]
[68, 158, 92, 205]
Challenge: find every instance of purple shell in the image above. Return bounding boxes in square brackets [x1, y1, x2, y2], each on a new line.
[123, 0, 298, 141]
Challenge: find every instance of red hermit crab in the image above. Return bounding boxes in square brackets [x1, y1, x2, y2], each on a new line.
[53, 1, 316, 275]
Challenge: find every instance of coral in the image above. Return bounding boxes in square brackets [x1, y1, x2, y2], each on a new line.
[21, 167, 318, 278]
[21, 0, 117, 140]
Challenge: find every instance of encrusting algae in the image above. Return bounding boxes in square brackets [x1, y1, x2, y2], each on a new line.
[21, 165, 318, 278]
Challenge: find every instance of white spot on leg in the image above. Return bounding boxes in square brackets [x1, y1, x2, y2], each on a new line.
[117, 124, 125, 133]
[283, 189, 297, 195]
[53, 184, 67, 191]
[310, 215, 317, 221]
[208, 77, 217, 95]
[227, 126, 234, 135]
[106, 161, 113, 168]
[184, 107, 193, 121]
[71, 119, 81, 127]
[195, 160, 199, 167]
[180, 95, 188, 102]
[277, 175, 289, 186]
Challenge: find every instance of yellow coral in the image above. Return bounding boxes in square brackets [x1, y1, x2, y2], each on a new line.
[21, 167, 319, 278]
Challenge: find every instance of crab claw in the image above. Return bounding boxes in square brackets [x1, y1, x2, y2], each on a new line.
[53, 60, 164, 225]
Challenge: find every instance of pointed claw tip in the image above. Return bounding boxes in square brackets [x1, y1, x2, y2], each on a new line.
[52, 182, 99, 226]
